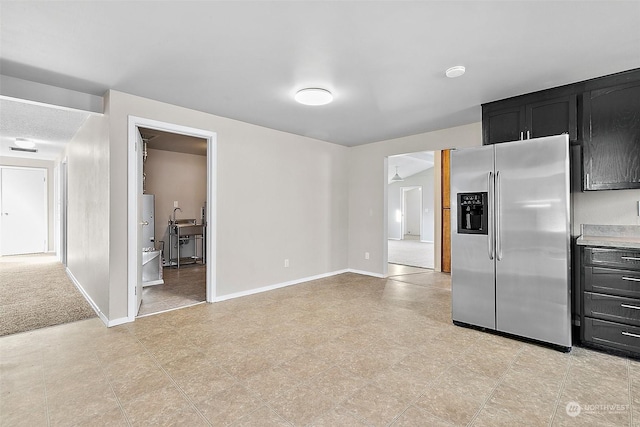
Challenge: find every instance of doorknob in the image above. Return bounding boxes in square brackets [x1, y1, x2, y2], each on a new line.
[141, 221, 149, 226]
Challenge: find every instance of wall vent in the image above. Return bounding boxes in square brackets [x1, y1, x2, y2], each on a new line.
[10, 146, 38, 153]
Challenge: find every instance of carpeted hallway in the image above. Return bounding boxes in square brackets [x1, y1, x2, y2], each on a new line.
[0, 254, 96, 336]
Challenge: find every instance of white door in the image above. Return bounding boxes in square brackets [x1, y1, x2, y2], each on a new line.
[0, 167, 47, 255]
[136, 130, 144, 314]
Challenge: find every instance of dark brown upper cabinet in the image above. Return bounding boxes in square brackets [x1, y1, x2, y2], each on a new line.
[583, 80, 640, 190]
[482, 93, 577, 145]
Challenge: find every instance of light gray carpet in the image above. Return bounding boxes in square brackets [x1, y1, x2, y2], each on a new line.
[0, 254, 97, 336]
[388, 239, 434, 269]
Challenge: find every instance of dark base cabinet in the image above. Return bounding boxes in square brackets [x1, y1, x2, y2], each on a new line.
[581, 246, 640, 357]
[583, 318, 640, 355]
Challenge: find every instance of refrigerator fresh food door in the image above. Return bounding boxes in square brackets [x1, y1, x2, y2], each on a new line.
[494, 134, 571, 347]
[451, 145, 496, 330]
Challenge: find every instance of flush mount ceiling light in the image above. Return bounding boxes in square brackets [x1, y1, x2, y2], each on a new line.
[295, 88, 333, 106]
[391, 166, 404, 182]
[445, 65, 466, 78]
[15, 138, 36, 149]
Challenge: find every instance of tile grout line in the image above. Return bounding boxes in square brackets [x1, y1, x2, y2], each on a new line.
[465, 343, 527, 427]
[93, 351, 133, 427]
[132, 332, 213, 427]
[41, 350, 51, 427]
[548, 349, 573, 426]
[384, 334, 482, 427]
[253, 325, 400, 426]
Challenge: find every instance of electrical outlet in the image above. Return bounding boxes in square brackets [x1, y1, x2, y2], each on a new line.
[174, 201, 179, 208]
[284, 259, 289, 268]
[365, 252, 370, 260]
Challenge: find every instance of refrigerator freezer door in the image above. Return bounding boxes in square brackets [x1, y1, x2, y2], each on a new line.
[451, 145, 496, 329]
[494, 135, 571, 347]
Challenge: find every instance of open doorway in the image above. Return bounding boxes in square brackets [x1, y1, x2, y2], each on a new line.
[136, 127, 208, 317]
[387, 152, 435, 270]
[127, 117, 216, 321]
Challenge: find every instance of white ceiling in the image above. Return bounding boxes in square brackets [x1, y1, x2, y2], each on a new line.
[0, 98, 89, 161]
[388, 152, 434, 184]
[1, 1, 639, 153]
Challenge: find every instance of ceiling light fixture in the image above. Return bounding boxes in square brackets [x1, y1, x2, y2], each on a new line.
[391, 166, 404, 182]
[445, 65, 466, 78]
[15, 138, 36, 149]
[295, 88, 333, 106]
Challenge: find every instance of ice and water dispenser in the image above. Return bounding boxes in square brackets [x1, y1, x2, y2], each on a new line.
[457, 192, 488, 235]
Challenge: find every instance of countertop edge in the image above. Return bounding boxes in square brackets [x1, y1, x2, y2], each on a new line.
[576, 235, 640, 249]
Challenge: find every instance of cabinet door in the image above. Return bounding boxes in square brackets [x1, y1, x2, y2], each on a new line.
[482, 105, 525, 145]
[583, 81, 640, 190]
[526, 94, 577, 142]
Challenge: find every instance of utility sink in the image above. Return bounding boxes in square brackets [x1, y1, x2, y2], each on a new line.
[177, 224, 205, 236]
[173, 219, 205, 236]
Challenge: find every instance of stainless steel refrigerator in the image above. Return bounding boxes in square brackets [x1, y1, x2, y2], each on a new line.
[450, 134, 571, 349]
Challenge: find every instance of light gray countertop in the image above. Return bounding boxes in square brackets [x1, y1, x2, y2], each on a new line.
[576, 224, 640, 249]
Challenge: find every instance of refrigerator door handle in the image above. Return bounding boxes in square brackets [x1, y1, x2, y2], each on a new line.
[495, 170, 502, 261]
[487, 172, 494, 260]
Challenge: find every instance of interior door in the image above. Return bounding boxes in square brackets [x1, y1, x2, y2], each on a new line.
[1, 167, 47, 255]
[136, 129, 144, 314]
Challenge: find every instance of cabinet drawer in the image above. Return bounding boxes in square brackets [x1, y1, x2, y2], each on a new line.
[584, 266, 640, 298]
[585, 247, 640, 269]
[583, 317, 640, 354]
[584, 292, 640, 326]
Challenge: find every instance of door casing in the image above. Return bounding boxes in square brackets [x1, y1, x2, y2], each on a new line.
[127, 116, 217, 322]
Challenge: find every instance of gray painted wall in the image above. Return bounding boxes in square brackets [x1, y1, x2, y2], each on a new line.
[106, 90, 349, 320]
[65, 112, 110, 318]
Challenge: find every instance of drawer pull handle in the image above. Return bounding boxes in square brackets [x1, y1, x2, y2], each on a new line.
[622, 277, 640, 283]
[621, 303, 640, 310]
[622, 331, 640, 339]
[621, 256, 640, 262]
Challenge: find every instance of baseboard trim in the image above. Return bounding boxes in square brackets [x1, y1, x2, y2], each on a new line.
[347, 269, 385, 278]
[213, 269, 350, 302]
[107, 317, 130, 327]
[65, 268, 110, 327]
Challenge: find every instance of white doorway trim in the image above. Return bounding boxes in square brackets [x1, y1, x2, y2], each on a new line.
[57, 159, 68, 265]
[127, 116, 217, 322]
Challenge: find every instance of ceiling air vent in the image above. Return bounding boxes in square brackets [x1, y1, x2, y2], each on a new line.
[10, 147, 38, 153]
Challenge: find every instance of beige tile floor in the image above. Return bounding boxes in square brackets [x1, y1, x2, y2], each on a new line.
[1, 270, 637, 426]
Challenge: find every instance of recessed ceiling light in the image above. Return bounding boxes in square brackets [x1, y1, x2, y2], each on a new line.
[445, 66, 466, 78]
[295, 88, 333, 106]
[15, 138, 36, 149]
